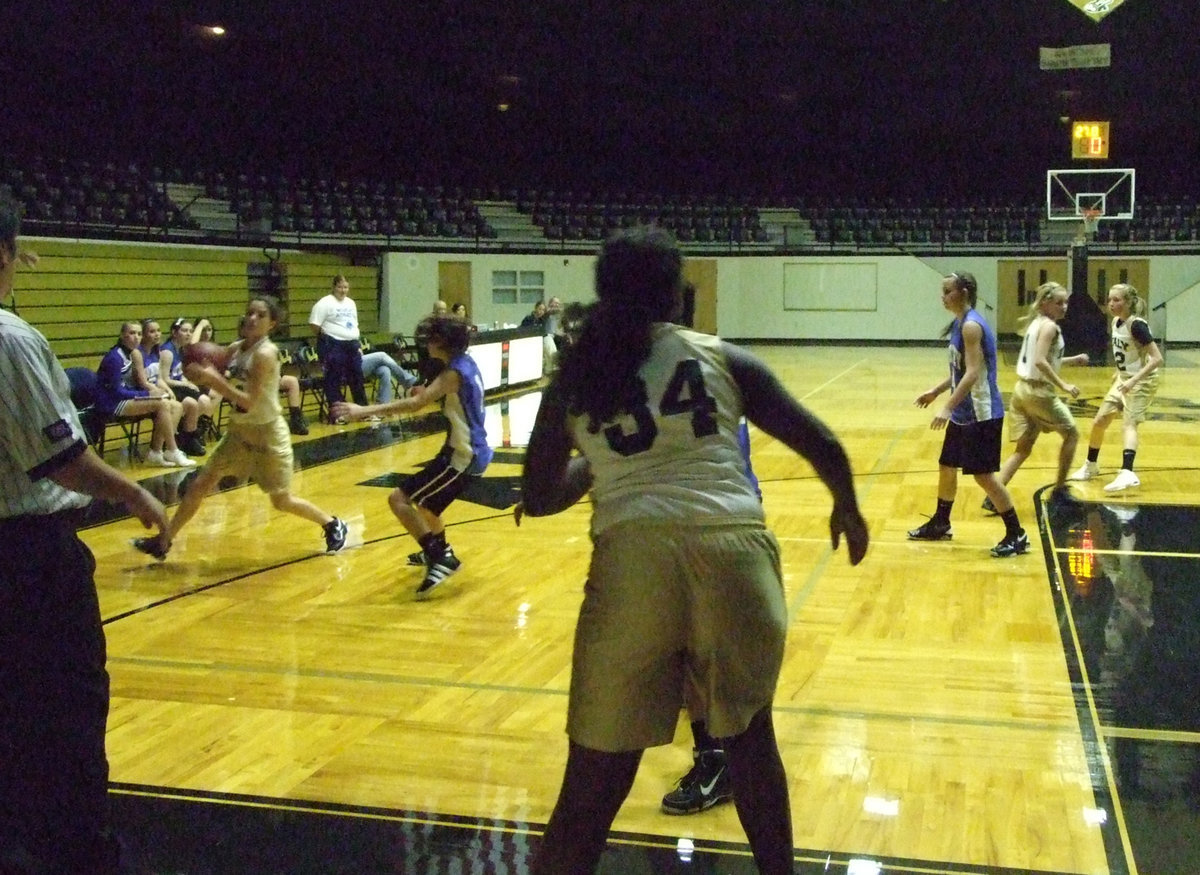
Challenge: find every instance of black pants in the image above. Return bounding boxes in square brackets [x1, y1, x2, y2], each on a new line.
[0, 511, 119, 874]
[317, 335, 368, 408]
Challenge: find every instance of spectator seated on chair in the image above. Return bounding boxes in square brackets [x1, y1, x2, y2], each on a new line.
[450, 302, 478, 333]
[190, 316, 226, 437]
[95, 321, 194, 467]
[280, 372, 309, 435]
[159, 317, 218, 445]
[361, 347, 418, 403]
[64, 366, 107, 448]
[520, 300, 547, 330]
[139, 318, 206, 457]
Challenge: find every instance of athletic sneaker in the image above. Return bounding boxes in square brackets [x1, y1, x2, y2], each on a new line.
[661, 749, 733, 815]
[990, 530, 1030, 558]
[132, 534, 170, 561]
[406, 550, 427, 567]
[1103, 469, 1141, 493]
[144, 448, 197, 468]
[1069, 461, 1100, 481]
[981, 496, 998, 514]
[907, 519, 952, 541]
[416, 548, 461, 599]
[324, 517, 348, 553]
[166, 449, 196, 467]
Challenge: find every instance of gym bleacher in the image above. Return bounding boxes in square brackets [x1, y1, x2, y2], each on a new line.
[7, 155, 1200, 256]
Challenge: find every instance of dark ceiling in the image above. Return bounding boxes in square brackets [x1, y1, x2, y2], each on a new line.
[6, 0, 1199, 197]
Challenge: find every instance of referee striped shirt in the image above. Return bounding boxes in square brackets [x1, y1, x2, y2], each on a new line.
[0, 308, 91, 516]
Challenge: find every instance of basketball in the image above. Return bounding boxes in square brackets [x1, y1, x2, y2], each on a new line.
[182, 341, 230, 371]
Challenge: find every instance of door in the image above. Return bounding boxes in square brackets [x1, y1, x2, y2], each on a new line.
[1087, 258, 1150, 311]
[437, 261, 472, 318]
[682, 259, 718, 334]
[996, 259, 1069, 336]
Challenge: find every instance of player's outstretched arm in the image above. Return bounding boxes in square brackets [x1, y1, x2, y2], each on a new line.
[724, 343, 868, 565]
[521, 381, 592, 517]
[50, 446, 169, 536]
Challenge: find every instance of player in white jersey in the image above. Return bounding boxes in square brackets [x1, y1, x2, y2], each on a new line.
[987, 282, 1089, 507]
[134, 295, 347, 560]
[1070, 283, 1163, 492]
[521, 226, 868, 875]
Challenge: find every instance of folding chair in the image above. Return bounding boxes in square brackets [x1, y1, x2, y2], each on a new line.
[65, 367, 156, 460]
[295, 341, 328, 422]
[393, 334, 421, 372]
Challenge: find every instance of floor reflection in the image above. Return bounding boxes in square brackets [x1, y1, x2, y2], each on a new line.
[1045, 495, 1200, 875]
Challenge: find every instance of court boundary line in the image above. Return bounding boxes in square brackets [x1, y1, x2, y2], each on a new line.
[1039, 490, 1137, 875]
[107, 781, 1069, 875]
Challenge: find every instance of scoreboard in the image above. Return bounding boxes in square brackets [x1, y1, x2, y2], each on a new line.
[1071, 121, 1110, 159]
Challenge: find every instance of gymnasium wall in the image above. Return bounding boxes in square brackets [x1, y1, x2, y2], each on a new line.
[16, 238, 379, 369]
[383, 251, 1200, 343]
[17, 241, 1200, 370]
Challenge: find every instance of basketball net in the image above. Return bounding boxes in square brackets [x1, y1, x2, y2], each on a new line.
[1077, 208, 1102, 243]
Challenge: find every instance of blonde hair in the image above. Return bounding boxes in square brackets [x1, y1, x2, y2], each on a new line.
[1018, 282, 1068, 331]
[1109, 283, 1147, 317]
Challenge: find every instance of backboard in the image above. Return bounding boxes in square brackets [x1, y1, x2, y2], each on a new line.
[1046, 168, 1135, 222]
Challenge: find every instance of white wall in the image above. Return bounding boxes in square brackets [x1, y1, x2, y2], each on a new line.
[382, 252, 597, 337]
[1149, 256, 1200, 343]
[716, 254, 1001, 340]
[382, 250, 1200, 343]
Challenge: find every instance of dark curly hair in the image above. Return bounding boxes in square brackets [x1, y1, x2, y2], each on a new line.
[555, 226, 684, 431]
[419, 314, 471, 358]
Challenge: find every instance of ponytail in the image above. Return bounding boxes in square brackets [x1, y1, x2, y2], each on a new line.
[1111, 283, 1146, 318]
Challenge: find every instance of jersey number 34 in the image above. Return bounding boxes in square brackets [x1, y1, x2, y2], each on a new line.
[603, 359, 718, 456]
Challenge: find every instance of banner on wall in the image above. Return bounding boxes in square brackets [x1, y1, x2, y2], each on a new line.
[1039, 44, 1111, 69]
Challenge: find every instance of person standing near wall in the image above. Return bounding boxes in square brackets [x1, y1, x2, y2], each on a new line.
[309, 274, 368, 421]
[0, 197, 170, 874]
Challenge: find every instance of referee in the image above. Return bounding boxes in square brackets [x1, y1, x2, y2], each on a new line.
[0, 197, 168, 873]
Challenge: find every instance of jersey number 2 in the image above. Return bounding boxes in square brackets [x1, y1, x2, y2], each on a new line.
[603, 359, 718, 456]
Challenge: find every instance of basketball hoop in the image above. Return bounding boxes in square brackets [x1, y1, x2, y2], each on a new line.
[1080, 208, 1102, 238]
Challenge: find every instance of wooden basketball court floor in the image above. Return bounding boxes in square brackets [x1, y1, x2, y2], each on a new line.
[76, 344, 1200, 874]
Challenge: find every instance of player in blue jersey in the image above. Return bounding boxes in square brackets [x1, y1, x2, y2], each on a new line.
[333, 315, 493, 598]
[908, 271, 1028, 557]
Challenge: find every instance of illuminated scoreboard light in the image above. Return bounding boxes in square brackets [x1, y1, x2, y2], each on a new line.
[1072, 121, 1110, 160]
